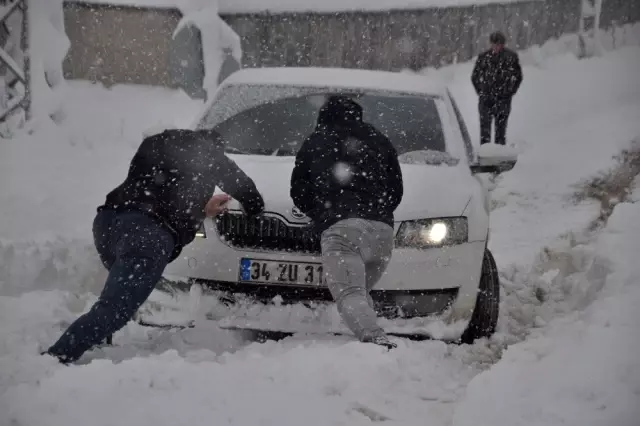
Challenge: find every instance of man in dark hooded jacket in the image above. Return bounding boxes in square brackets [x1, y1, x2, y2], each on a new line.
[471, 31, 523, 145]
[45, 128, 264, 364]
[290, 95, 403, 349]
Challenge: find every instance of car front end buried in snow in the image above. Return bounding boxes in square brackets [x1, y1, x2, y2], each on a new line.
[162, 209, 483, 319]
[153, 67, 517, 341]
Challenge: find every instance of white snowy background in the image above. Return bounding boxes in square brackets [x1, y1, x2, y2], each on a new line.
[1, 0, 640, 424]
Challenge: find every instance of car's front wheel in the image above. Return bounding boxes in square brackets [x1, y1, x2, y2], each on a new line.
[459, 248, 500, 344]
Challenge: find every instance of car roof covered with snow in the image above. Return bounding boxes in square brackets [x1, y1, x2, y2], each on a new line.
[220, 67, 448, 97]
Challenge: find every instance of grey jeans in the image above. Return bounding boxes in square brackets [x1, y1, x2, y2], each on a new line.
[320, 218, 394, 341]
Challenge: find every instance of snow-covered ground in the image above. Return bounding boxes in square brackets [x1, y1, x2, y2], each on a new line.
[1, 44, 640, 425]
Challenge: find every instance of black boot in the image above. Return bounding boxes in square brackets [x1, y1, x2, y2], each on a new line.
[41, 350, 73, 365]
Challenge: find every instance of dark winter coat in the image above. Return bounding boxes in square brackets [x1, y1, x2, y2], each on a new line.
[290, 98, 404, 234]
[471, 47, 523, 99]
[100, 129, 264, 260]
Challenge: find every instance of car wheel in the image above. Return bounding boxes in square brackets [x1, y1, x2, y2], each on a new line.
[459, 248, 499, 344]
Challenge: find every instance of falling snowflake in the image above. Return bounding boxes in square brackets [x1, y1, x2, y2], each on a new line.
[333, 162, 353, 185]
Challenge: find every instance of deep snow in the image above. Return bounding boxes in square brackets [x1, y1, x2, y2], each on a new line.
[453, 187, 640, 426]
[1, 39, 640, 426]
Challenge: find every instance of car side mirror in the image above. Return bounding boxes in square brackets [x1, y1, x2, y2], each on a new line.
[470, 144, 518, 175]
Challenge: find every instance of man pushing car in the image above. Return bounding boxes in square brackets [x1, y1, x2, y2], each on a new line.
[290, 95, 404, 350]
[44, 128, 264, 364]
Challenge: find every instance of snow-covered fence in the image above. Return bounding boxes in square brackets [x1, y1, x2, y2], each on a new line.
[222, 0, 584, 71]
[0, 0, 70, 133]
[224, 0, 636, 70]
[60, 0, 638, 94]
[0, 0, 29, 130]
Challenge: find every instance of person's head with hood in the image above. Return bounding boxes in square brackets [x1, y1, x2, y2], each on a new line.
[317, 95, 364, 127]
[191, 128, 226, 148]
[144, 127, 228, 165]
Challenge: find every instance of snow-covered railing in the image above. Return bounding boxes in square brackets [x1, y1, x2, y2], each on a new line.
[0, 0, 30, 126]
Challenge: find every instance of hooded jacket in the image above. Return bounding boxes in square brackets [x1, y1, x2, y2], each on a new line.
[290, 96, 404, 233]
[100, 129, 264, 259]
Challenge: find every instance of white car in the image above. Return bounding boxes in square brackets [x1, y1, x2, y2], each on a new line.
[160, 67, 518, 343]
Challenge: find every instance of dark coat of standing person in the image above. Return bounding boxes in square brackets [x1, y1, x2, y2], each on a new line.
[471, 31, 523, 145]
[44, 128, 264, 364]
[290, 95, 404, 350]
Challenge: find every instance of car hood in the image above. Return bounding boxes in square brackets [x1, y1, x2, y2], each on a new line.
[221, 155, 473, 222]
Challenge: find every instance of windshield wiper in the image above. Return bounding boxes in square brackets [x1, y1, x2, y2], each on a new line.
[398, 150, 459, 166]
[224, 146, 251, 155]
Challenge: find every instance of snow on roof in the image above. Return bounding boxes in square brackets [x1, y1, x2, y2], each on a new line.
[67, 0, 537, 14]
[220, 67, 448, 96]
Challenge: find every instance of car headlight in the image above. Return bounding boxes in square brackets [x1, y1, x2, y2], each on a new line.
[195, 222, 206, 238]
[395, 217, 468, 248]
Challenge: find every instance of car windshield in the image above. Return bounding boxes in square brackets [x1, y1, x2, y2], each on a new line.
[197, 84, 458, 164]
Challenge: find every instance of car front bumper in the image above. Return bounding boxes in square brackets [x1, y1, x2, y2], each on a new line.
[162, 226, 486, 319]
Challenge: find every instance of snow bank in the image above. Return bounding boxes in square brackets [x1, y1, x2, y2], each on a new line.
[0, 238, 106, 297]
[0, 82, 202, 296]
[525, 21, 640, 66]
[67, 0, 541, 13]
[0, 324, 481, 426]
[452, 187, 640, 426]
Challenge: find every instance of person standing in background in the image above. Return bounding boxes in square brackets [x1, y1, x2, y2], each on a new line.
[471, 31, 523, 145]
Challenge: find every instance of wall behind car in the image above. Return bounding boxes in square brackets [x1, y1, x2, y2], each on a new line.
[61, 0, 639, 98]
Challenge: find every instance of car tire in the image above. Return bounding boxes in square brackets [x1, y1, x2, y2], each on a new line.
[459, 248, 500, 344]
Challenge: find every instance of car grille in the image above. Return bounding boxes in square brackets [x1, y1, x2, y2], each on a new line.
[215, 212, 321, 254]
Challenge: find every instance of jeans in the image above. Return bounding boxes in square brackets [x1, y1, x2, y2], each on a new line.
[320, 218, 394, 341]
[479, 96, 512, 145]
[46, 208, 175, 363]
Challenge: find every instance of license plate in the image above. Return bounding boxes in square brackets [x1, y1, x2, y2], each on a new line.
[239, 258, 324, 286]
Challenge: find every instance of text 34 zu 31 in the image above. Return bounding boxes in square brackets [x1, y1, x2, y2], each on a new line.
[248, 261, 324, 285]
